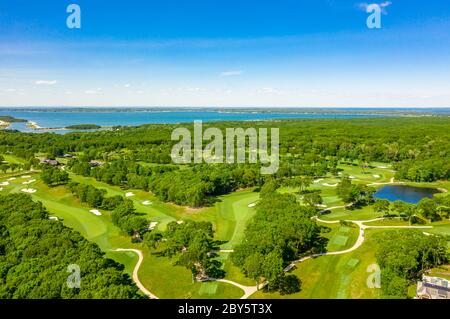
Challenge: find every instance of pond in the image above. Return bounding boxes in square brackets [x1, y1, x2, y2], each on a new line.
[374, 185, 441, 204]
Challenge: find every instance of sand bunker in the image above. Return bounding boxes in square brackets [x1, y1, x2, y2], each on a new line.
[377, 166, 388, 169]
[248, 203, 256, 208]
[317, 204, 327, 208]
[21, 175, 31, 179]
[21, 188, 37, 194]
[349, 176, 356, 179]
[142, 200, 152, 205]
[323, 183, 338, 187]
[49, 216, 59, 221]
[7, 178, 16, 181]
[149, 222, 159, 230]
[22, 179, 36, 185]
[373, 174, 380, 178]
[314, 179, 324, 183]
[89, 209, 102, 216]
[125, 192, 135, 197]
[0, 182, 9, 186]
[0, 188, 3, 191]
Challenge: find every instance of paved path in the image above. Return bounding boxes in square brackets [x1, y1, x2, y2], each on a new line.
[217, 215, 434, 299]
[113, 207, 433, 300]
[114, 248, 159, 299]
[368, 177, 402, 186]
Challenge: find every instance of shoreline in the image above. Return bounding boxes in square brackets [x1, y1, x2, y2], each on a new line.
[0, 120, 11, 129]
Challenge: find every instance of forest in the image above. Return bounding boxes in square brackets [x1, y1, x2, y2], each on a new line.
[0, 194, 142, 299]
[1, 117, 450, 299]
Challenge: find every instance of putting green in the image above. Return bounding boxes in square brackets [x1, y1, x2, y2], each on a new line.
[332, 235, 348, 247]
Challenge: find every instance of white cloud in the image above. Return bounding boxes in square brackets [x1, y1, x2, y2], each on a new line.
[85, 88, 102, 95]
[257, 87, 285, 95]
[124, 83, 131, 88]
[5, 88, 17, 92]
[358, 1, 392, 14]
[35, 80, 57, 86]
[220, 70, 244, 77]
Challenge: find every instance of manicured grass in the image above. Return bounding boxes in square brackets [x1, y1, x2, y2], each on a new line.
[318, 222, 359, 252]
[363, 218, 409, 226]
[217, 252, 256, 286]
[2, 161, 447, 299]
[320, 205, 382, 221]
[211, 190, 259, 249]
[1, 173, 248, 298]
[249, 229, 388, 299]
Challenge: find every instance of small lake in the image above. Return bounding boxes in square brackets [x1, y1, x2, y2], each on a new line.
[374, 185, 441, 204]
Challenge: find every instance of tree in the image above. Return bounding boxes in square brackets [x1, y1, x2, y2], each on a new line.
[41, 167, 69, 186]
[374, 199, 391, 216]
[0, 193, 142, 299]
[243, 253, 265, 287]
[275, 274, 301, 295]
[260, 179, 278, 198]
[262, 251, 284, 291]
[303, 192, 323, 207]
[416, 198, 439, 221]
[0, 164, 9, 174]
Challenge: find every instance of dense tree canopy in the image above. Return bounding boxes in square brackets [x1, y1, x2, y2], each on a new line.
[0, 194, 142, 299]
[374, 230, 448, 298]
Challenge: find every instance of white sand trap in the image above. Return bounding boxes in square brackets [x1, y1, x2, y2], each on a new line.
[176, 220, 184, 225]
[377, 166, 388, 169]
[323, 183, 338, 187]
[125, 192, 135, 197]
[21, 175, 31, 178]
[7, 177, 16, 181]
[89, 209, 102, 216]
[349, 176, 356, 179]
[149, 222, 159, 230]
[22, 179, 36, 185]
[142, 200, 152, 205]
[0, 188, 3, 191]
[248, 203, 256, 208]
[49, 216, 59, 221]
[0, 182, 9, 186]
[373, 174, 380, 178]
[317, 204, 327, 208]
[314, 179, 324, 183]
[21, 188, 37, 194]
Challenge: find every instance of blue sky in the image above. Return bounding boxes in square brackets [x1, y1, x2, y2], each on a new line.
[1, 0, 450, 107]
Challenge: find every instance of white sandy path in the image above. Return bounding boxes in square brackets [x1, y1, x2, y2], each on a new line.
[109, 205, 434, 300]
[114, 249, 159, 299]
[217, 215, 434, 299]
